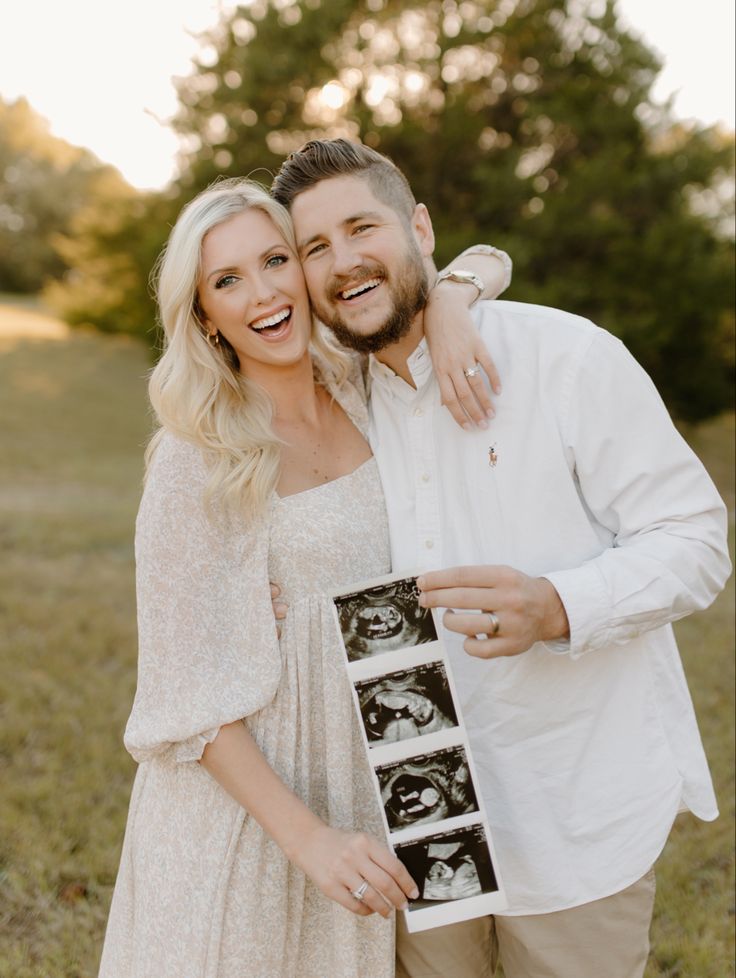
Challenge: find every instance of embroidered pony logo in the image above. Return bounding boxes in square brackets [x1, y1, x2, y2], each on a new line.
[488, 445, 498, 467]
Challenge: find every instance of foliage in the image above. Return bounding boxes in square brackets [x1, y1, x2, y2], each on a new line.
[50, 0, 735, 418]
[0, 97, 125, 294]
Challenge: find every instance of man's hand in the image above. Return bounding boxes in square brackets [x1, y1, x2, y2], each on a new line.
[417, 565, 569, 659]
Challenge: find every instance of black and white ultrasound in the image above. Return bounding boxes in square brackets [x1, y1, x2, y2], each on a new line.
[334, 577, 438, 662]
[375, 745, 479, 830]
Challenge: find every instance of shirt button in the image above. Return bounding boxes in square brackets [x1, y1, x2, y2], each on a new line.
[413, 407, 424, 417]
[421, 473, 431, 483]
[425, 539, 434, 549]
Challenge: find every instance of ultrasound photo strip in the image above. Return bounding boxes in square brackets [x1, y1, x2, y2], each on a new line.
[329, 570, 508, 931]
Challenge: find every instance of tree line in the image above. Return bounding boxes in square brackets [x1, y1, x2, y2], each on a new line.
[3, 0, 734, 420]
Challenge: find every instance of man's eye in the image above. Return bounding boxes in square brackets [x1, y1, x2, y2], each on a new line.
[305, 243, 326, 258]
[354, 224, 373, 234]
[215, 274, 238, 289]
[266, 254, 287, 268]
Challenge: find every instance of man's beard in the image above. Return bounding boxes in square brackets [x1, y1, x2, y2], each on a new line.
[316, 244, 429, 355]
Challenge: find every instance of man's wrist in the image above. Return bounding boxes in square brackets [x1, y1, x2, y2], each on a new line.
[536, 577, 570, 642]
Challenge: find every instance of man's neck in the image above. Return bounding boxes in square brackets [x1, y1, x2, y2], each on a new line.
[373, 312, 425, 387]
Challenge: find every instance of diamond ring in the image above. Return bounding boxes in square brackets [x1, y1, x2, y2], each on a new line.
[463, 364, 481, 379]
[350, 880, 370, 902]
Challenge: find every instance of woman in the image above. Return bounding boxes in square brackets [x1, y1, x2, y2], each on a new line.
[98, 177, 510, 978]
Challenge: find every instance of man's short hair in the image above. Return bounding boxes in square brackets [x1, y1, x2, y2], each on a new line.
[271, 138, 417, 225]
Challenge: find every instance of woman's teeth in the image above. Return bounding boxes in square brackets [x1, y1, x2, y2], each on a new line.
[340, 278, 381, 300]
[251, 308, 290, 331]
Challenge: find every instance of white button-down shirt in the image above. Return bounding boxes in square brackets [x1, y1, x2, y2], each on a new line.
[368, 300, 730, 916]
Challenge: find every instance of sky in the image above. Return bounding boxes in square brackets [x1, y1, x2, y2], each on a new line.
[1, 0, 733, 190]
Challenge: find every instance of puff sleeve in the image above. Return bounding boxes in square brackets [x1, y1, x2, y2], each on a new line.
[124, 432, 282, 764]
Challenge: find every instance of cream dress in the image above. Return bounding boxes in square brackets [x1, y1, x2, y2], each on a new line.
[98, 372, 394, 978]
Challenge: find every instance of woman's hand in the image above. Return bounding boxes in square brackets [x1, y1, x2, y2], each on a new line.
[292, 823, 419, 918]
[424, 284, 501, 429]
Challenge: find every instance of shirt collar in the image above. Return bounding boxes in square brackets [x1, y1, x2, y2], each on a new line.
[368, 337, 434, 398]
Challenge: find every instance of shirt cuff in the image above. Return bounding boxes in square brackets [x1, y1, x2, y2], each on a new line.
[541, 565, 611, 659]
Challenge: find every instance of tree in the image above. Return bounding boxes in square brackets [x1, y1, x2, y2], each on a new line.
[54, 0, 735, 418]
[0, 97, 122, 293]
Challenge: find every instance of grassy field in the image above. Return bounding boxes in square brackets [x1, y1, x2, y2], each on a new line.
[0, 307, 733, 977]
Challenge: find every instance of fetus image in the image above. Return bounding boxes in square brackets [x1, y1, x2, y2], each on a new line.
[354, 662, 458, 747]
[395, 825, 498, 909]
[375, 746, 479, 830]
[334, 577, 438, 662]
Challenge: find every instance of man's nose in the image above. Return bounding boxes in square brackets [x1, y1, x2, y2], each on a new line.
[331, 239, 363, 278]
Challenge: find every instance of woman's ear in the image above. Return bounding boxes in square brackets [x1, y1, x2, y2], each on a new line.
[412, 203, 436, 258]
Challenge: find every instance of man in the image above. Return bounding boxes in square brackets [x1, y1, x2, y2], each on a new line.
[271, 140, 730, 978]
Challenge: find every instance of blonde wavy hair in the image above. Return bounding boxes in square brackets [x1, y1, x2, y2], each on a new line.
[147, 177, 350, 517]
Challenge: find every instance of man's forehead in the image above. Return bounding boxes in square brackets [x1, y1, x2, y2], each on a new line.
[291, 174, 385, 230]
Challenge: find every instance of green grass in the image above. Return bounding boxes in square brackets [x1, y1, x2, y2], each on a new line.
[0, 321, 733, 978]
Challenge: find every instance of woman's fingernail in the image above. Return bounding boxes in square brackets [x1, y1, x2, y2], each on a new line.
[462, 422, 471, 431]
[478, 419, 489, 430]
[410, 887, 420, 899]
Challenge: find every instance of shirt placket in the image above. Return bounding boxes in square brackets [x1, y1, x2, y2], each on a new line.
[408, 391, 443, 570]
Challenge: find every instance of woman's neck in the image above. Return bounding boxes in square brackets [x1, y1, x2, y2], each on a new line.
[241, 353, 324, 427]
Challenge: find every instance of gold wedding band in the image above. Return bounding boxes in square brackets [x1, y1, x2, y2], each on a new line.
[351, 880, 369, 902]
[487, 611, 500, 636]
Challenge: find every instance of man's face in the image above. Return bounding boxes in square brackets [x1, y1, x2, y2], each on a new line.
[290, 174, 434, 353]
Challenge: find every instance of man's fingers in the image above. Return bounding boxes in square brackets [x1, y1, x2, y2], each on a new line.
[418, 565, 507, 594]
[463, 636, 519, 659]
[269, 582, 281, 598]
[443, 610, 501, 637]
[420, 586, 504, 610]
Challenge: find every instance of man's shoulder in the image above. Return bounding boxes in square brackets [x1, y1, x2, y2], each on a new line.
[474, 299, 606, 348]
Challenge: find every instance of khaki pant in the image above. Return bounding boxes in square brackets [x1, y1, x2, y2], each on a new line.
[396, 869, 656, 978]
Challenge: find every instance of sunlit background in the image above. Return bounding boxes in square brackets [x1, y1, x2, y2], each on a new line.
[1, 0, 733, 189]
[0, 4, 734, 976]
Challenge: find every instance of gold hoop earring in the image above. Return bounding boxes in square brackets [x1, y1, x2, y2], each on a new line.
[208, 331, 220, 347]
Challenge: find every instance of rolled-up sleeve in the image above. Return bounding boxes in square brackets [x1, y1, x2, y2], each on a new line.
[543, 330, 731, 658]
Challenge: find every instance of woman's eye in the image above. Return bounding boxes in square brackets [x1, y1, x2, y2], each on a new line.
[215, 274, 238, 289]
[265, 253, 287, 268]
[354, 224, 373, 234]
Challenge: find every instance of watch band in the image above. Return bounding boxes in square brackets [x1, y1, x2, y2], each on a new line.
[434, 268, 485, 300]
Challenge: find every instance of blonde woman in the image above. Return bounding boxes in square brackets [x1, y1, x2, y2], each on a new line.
[98, 177, 510, 978]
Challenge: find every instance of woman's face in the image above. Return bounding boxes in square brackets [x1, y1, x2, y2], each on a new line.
[197, 208, 313, 377]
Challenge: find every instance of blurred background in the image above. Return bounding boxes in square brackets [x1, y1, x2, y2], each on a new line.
[0, 1, 733, 975]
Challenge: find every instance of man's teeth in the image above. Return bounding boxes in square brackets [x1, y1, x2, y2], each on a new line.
[251, 308, 290, 330]
[340, 278, 381, 300]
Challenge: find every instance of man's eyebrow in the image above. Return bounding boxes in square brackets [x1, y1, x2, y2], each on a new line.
[297, 212, 383, 253]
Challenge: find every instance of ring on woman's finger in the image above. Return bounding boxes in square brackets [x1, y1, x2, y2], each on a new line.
[463, 364, 481, 379]
[350, 880, 370, 902]
[486, 611, 500, 636]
